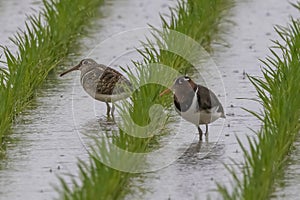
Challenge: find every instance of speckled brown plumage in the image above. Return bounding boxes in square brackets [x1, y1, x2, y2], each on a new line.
[96, 67, 131, 95]
[60, 58, 132, 118]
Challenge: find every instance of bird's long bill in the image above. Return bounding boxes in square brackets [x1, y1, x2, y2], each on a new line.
[159, 88, 172, 96]
[60, 64, 80, 77]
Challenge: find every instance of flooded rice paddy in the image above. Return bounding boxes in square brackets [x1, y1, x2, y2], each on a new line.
[0, 0, 299, 199]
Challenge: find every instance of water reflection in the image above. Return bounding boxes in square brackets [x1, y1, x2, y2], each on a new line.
[178, 141, 225, 166]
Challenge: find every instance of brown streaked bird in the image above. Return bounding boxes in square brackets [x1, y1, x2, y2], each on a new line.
[60, 58, 132, 118]
[160, 76, 225, 141]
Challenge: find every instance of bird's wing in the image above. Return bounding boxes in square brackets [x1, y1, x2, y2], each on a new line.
[96, 67, 131, 95]
[197, 85, 224, 114]
[207, 106, 219, 113]
[197, 85, 212, 110]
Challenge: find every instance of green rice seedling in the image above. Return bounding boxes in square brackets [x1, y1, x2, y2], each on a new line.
[56, 0, 233, 199]
[0, 0, 104, 146]
[217, 5, 300, 199]
[117, 0, 234, 151]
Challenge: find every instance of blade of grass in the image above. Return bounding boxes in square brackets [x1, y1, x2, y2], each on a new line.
[0, 0, 105, 148]
[217, 8, 300, 199]
[56, 0, 233, 199]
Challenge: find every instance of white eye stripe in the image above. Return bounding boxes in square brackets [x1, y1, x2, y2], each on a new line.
[178, 77, 190, 84]
[176, 76, 190, 85]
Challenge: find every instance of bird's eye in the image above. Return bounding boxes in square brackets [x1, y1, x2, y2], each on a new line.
[82, 60, 89, 65]
[178, 78, 184, 84]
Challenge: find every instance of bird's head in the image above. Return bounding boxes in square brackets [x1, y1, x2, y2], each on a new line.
[60, 58, 98, 77]
[160, 76, 197, 101]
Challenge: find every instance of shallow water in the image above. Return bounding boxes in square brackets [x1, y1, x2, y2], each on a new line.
[0, 0, 299, 199]
[272, 138, 300, 199]
[127, 0, 300, 199]
[0, 0, 42, 57]
[0, 0, 175, 199]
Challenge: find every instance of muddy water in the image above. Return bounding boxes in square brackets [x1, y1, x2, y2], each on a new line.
[273, 137, 300, 199]
[0, 0, 299, 200]
[0, 0, 42, 57]
[0, 0, 175, 200]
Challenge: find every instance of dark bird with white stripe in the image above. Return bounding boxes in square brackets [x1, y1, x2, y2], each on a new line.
[160, 76, 225, 141]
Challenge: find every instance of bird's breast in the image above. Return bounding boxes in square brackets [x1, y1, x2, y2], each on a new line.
[176, 92, 223, 125]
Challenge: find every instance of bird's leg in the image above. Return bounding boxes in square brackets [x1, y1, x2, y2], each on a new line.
[205, 124, 208, 136]
[106, 102, 111, 118]
[197, 126, 203, 141]
[111, 103, 115, 120]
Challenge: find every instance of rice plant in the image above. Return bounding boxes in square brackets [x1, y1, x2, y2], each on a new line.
[0, 0, 104, 147]
[56, 0, 233, 199]
[217, 4, 300, 199]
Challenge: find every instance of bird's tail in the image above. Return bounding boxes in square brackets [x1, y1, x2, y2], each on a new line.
[221, 112, 226, 118]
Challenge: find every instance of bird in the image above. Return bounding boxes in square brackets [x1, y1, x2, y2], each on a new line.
[60, 58, 132, 118]
[160, 76, 225, 141]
